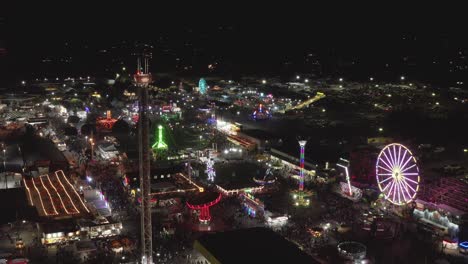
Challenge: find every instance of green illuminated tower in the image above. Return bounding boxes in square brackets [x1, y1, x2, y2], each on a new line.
[152, 125, 168, 150]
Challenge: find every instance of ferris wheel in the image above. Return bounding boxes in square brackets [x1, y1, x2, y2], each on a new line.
[376, 143, 420, 206]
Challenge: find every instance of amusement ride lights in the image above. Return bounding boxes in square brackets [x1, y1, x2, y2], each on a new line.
[337, 163, 352, 196]
[50, 173, 80, 214]
[56, 170, 90, 213]
[376, 143, 420, 205]
[152, 125, 168, 150]
[199, 78, 208, 95]
[176, 173, 204, 192]
[298, 140, 307, 192]
[206, 157, 216, 182]
[37, 177, 59, 215]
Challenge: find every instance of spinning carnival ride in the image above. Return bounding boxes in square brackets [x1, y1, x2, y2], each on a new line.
[252, 104, 271, 120]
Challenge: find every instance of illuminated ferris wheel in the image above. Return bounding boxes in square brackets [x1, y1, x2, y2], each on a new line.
[376, 143, 420, 206]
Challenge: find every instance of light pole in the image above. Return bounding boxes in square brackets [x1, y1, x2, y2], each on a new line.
[89, 138, 94, 161]
[3, 148, 6, 189]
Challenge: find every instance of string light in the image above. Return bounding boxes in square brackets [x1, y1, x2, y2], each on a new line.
[23, 179, 34, 206]
[57, 170, 90, 213]
[50, 173, 80, 214]
[42, 175, 76, 215]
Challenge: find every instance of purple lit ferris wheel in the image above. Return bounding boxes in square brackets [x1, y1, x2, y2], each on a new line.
[376, 143, 420, 206]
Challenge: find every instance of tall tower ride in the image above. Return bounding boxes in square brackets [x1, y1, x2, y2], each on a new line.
[298, 140, 307, 191]
[134, 54, 153, 264]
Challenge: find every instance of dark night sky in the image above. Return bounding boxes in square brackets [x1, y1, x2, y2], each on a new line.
[2, 5, 468, 85]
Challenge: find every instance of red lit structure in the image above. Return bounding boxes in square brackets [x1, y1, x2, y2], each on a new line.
[186, 191, 221, 223]
[96, 110, 117, 130]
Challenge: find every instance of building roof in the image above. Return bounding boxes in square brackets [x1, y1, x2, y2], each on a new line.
[194, 227, 320, 264]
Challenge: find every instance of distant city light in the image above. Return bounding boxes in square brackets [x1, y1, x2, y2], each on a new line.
[296, 75, 300, 79]
[432, 93, 436, 96]
[400, 76, 405, 80]
[378, 128, 383, 132]
[369, 77, 374, 81]
[339, 78, 343, 82]
[463, 149, 467, 153]
[305, 79, 309, 83]
[21, 81, 26, 85]
[262, 80, 267, 84]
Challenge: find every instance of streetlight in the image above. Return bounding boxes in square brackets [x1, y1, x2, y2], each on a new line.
[400, 76, 405, 81]
[305, 79, 309, 83]
[378, 128, 383, 132]
[21, 81, 26, 85]
[296, 75, 300, 80]
[262, 80, 267, 84]
[370, 77, 374, 81]
[3, 149, 6, 187]
[339, 78, 343, 82]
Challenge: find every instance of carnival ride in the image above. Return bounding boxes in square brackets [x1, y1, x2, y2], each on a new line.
[253, 168, 276, 185]
[151, 125, 168, 150]
[376, 143, 420, 206]
[186, 191, 221, 224]
[96, 110, 118, 130]
[252, 104, 271, 120]
[199, 78, 208, 95]
[291, 140, 313, 206]
[206, 157, 216, 182]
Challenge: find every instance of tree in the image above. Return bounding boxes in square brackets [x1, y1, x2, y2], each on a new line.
[81, 123, 96, 136]
[67, 115, 80, 124]
[63, 126, 78, 136]
[112, 119, 130, 136]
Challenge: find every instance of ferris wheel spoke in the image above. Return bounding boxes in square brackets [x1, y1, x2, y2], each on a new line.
[401, 164, 416, 173]
[401, 180, 413, 201]
[401, 178, 417, 193]
[399, 155, 413, 173]
[391, 181, 397, 202]
[399, 181, 408, 202]
[383, 150, 396, 169]
[378, 175, 394, 184]
[398, 149, 408, 168]
[379, 157, 394, 172]
[397, 181, 406, 204]
[378, 165, 393, 173]
[396, 145, 402, 168]
[402, 172, 419, 176]
[392, 145, 398, 170]
[381, 180, 394, 193]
